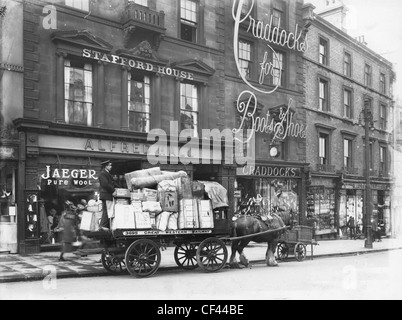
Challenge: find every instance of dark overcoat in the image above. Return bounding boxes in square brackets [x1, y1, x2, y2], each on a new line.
[98, 169, 115, 201]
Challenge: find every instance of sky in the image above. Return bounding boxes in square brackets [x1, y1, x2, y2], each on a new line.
[307, 0, 402, 104]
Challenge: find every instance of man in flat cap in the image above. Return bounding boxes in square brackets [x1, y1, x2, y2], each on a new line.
[98, 160, 115, 231]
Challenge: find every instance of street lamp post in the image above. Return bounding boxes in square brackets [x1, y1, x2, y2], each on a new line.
[363, 98, 373, 249]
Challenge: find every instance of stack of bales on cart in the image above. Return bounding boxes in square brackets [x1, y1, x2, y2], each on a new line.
[108, 167, 229, 231]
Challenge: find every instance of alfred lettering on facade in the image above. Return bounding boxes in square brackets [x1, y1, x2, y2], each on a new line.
[41, 166, 97, 186]
[82, 49, 194, 80]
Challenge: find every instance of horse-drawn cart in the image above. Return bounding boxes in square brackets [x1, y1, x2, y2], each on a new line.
[85, 226, 231, 278]
[276, 225, 318, 261]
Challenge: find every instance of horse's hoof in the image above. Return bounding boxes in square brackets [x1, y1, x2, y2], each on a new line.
[230, 263, 242, 269]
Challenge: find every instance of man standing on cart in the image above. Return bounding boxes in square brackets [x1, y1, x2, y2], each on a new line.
[99, 160, 116, 231]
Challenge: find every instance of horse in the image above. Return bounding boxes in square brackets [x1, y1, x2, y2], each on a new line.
[229, 210, 293, 268]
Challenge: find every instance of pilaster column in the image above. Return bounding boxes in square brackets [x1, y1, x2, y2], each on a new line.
[152, 73, 161, 129]
[121, 66, 130, 130]
[97, 61, 105, 127]
[56, 51, 67, 123]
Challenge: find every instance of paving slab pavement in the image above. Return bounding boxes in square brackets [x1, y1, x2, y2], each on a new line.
[1, 237, 401, 284]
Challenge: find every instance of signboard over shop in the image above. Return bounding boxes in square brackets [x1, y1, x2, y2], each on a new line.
[237, 165, 301, 178]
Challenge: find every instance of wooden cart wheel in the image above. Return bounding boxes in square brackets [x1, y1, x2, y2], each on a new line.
[174, 243, 199, 270]
[101, 250, 126, 274]
[196, 237, 228, 273]
[294, 242, 307, 261]
[276, 241, 289, 260]
[125, 239, 161, 278]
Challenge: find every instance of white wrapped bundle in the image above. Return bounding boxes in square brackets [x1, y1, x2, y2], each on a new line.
[156, 212, 171, 231]
[112, 205, 136, 230]
[125, 167, 162, 190]
[130, 171, 187, 190]
[142, 201, 162, 214]
[168, 213, 178, 230]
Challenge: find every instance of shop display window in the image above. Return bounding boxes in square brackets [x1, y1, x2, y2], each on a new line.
[339, 189, 363, 236]
[25, 192, 39, 239]
[236, 178, 299, 221]
[307, 187, 336, 233]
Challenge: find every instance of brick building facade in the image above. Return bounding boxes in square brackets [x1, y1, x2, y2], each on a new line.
[1, 0, 311, 254]
[303, 5, 395, 239]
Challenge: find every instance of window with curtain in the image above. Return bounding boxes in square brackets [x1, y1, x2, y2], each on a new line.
[180, 82, 199, 137]
[64, 60, 93, 126]
[319, 133, 329, 165]
[128, 73, 151, 133]
[65, 0, 89, 11]
[180, 0, 198, 43]
[344, 88, 352, 119]
[343, 52, 351, 77]
[239, 40, 252, 79]
[319, 79, 329, 111]
[273, 51, 285, 87]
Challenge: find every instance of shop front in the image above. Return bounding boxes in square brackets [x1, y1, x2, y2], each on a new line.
[0, 144, 19, 253]
[235, 162, 307, 225]
[14, 120, 235, 254]
[307, 177, 337, 239]
[339, 180, 392, 239]
[339, 182, 365, 239]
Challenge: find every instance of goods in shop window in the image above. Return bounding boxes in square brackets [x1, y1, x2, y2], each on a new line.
[86, 199, 102, 212]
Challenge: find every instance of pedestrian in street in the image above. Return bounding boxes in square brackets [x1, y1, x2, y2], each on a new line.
[55, 201, 77, 262]
[347, 216, 356, 240]
[98, 160, 116, 231]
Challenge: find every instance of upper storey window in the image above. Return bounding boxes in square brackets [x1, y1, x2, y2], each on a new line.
[319, 38, 328, 65]
[180, 0, 198, 43]
[128, 73, 151, 133]
[64, 60, 93, 126]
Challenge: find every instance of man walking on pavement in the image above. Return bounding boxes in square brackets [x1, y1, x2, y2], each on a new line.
[98, 160, 116, 231]
[347, 216, 356, 240]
